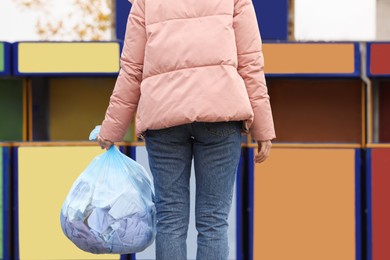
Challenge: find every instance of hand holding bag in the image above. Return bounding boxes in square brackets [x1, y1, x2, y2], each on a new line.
[60, 128, 156, 254]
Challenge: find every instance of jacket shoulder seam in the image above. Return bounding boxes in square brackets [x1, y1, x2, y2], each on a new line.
[235, 0, 252, 16]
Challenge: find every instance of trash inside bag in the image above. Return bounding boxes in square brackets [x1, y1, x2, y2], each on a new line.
[60, 128, 156, 254]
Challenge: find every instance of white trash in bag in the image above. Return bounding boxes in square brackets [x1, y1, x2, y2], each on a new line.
[60, 127, 156, 254]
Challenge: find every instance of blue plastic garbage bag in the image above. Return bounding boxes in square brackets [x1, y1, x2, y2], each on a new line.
[60, 131, 156, 254]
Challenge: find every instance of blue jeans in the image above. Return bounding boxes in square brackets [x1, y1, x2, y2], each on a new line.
[145, 121, 242, 260]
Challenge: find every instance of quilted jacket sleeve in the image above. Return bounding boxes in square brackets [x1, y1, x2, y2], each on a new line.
[233, 0, 276, 141]
[99, 0, 146, 142]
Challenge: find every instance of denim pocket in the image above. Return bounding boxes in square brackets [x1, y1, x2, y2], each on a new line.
[203, 121, 241, 137]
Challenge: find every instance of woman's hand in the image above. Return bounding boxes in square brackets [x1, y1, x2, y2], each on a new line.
[255, 140, 272, 164]
[97, 135, 114, 150]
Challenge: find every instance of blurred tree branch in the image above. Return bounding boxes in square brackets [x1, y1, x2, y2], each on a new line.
[14, 0, 115, 41]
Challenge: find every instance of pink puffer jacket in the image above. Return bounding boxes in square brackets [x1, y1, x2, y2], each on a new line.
[100, 0, 275, 142]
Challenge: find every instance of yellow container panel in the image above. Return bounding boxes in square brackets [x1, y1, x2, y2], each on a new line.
[17, 146, 118, 259]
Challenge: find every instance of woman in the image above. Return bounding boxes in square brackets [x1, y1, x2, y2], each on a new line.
[98, 0, 275, 259]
